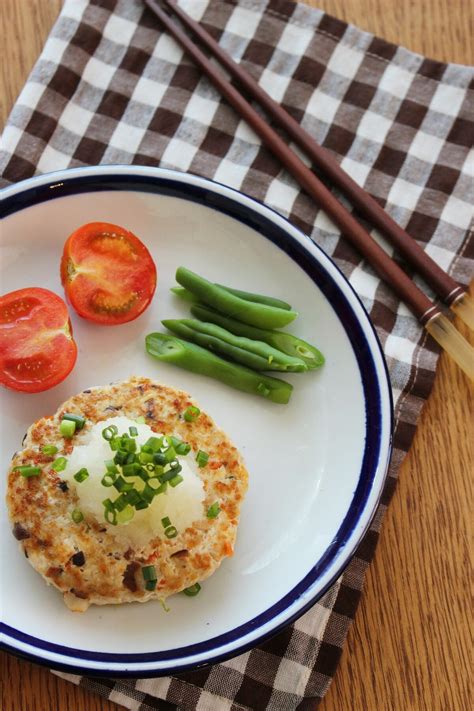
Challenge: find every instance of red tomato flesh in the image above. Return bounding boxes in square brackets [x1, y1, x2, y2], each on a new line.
[0, 287, 77, 393]
[60, 222, 157, 325]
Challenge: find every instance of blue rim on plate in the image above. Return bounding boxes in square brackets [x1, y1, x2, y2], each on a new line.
[0, 166, 393, 676]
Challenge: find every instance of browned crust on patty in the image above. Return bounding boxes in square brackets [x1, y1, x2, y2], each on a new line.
[7, 377, 248, 610]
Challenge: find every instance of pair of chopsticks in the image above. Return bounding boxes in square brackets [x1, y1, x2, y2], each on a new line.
[144, 0, 474, 380]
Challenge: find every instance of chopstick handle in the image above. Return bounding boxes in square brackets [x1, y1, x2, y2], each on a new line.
[146, 0, 438, 324]
[163, 0, 466, 308]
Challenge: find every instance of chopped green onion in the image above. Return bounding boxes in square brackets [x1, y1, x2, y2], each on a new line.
[164, 525, 178, 538]
[166, 435, 191, 455]
[147, 478, 163, 492]
[207, 502, 221, 519]
[184, 405, 200, 422]
[183, 583, 201, 597]
[71, 509, 84, 523]
[161, 467, 181, 483]
[257, 382, 271, 397]
[62, 413, 86, 430]
[135, 416, 146, 424]
[135, 498, 149, 510]
[102, 425, 118, 441]
[196, 450, 209, 468]
[124, 489, 141, 506]
[74, 468, 89, 483]
[169, 474, 183, 488]
[161, 516, 172, 528]
[145, 580, 157, 591]
[129, 426, 138, 437]
[123, 437, 137, 453]
[153, 451, 167, 466]
[163, 446, 177, 464]
[101, 473, 116, 487]
[139, 451, 154, 464]
[41, 445, 58, 456]
[168, 436, 191, 456]
[113, 449, 129, 465]
[60, 419, 76, 438]
[15, 465, 41, 478]
[103, 498, 117, 525]
[116, 506, 134, 524]
[105, 460, 118, 475]
[122, 462, 143, 478]
[145, 436, 162, 452]
[51, 457, 67, 472]
[113, 476, 133, 492]
[142, 565, 157, 580]
[142, 565, 157, 584]
[113, 493, 129, 512]
[141, 481, 166, 498]
[176, 441, 191, 456]
[141, 484, 157, 503]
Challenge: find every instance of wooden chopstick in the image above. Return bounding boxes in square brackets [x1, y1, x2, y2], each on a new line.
[144, 0, 474, 379]
[160, 0, 474, 332]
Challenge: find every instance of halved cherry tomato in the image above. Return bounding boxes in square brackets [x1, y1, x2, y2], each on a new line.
[60, 222, 157, 325]
[0, 287, 77, 393]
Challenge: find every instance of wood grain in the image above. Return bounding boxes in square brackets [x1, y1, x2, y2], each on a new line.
[1, 1, 472, 711]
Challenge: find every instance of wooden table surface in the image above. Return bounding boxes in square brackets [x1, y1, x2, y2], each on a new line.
[1, 1, 472, 710]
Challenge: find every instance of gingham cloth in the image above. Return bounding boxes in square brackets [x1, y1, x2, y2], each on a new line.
[1, 0, 473, 709]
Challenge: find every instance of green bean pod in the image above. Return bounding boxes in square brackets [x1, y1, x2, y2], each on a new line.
[175, 267, 298, 329]
[214, 284, 292, 310]
[145, 333, 293, 404]
[162, 318, 307, 372]
[171, 285, 292, 311]
[171, 286, 199, 303]
[191, 305, 325, 370]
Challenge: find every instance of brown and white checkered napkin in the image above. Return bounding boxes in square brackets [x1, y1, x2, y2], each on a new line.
[1, 0, 473, 708]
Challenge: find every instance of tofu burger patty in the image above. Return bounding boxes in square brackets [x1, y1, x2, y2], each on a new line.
[7, 377, 248, 611]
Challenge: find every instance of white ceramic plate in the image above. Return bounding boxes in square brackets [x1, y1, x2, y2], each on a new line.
[0, 166, 392, 676]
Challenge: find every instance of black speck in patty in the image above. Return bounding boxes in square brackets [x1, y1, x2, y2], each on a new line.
[145, 398, 155, 420]
[71, 551, 86, 566]
[171, 549, 189, 558]
[123, 561, 140, 591]
[12, 523, 30, 540]
[58, 481, 69, 492]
